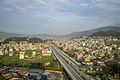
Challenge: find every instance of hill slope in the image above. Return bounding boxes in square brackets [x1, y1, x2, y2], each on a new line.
[0, 31, 22, 39]
[90, 31, 120, 37]
[66, 26, 120, 38]
[0, 26, 120, 39]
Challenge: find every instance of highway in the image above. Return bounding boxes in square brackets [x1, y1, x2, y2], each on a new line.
[48, 43, 95, 80]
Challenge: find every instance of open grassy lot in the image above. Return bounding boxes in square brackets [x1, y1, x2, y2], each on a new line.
[0, 53, 61, 70]
[0, 75, 5, 80]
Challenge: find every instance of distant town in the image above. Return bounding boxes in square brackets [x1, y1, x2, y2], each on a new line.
[53, 36, 120, 80]
[0, 37, 63, 80]
[0, 26, 120, 80]
[0, 0, 120, 79]
[0, 35, 120, 80]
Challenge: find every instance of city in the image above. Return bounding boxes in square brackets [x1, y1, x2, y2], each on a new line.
[0, 0, 120, 80]
[0, 35, 120, 80]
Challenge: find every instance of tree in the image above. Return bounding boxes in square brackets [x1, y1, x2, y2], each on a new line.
[102, 63, 120, 79]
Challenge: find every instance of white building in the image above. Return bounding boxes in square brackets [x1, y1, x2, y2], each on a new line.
[4, 49, 8, 54]
[0, 49, 3, 55]
[9, 48, 14, 56]
[19, 51, 25, 59]
[32, 51, 36, 57]
[42, 50, 52, 56]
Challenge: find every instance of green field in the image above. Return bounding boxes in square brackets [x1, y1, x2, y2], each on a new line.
[0, 75, 5, 80]
[0, 52, 61, 70]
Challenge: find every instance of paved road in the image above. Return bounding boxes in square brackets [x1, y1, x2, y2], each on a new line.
[49, 44, 95, 80]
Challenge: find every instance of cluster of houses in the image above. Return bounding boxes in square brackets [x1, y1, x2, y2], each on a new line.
[0, 66, 63, 80]
[0, 41, 52, 60]
[0, 40, 63, 80]
[53, 37, 120, 74]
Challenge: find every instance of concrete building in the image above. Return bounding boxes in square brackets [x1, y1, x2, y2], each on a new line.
[19, 51, 25, 59]
[0, 48, 3, 55]
[32, 51, 36, 58]
[9, 48, 14, 56]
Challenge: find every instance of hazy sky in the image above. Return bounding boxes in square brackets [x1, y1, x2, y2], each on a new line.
[0, 0, 120, 35]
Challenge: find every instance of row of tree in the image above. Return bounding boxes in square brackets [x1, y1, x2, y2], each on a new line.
[3, 37, 44, 43]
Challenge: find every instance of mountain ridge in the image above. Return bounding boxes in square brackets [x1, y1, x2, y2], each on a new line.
[66, 26, 120, 38]
[0, 26, 120, 39]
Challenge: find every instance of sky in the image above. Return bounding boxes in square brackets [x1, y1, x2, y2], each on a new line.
[0, 0, 120, 35]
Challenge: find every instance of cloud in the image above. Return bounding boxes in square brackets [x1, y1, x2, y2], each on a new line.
[32, 0, 72, 5]
[0, 0, 120, 34]
[92, 0, 103, 3]
[12, 4, 27, 11]
[33, 0, 47, 5]
[0, 0, 28, 11]
[91, 0, 120, 14]
[80, 3, 89, 7]
[110, 0, 120, 4]
[2, 7, 12, 11]
[56, 0, 71, 4]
